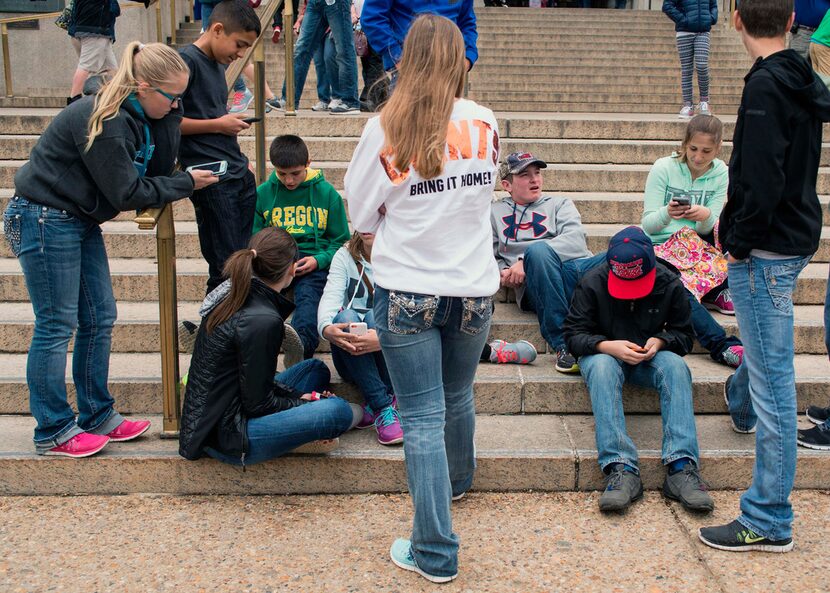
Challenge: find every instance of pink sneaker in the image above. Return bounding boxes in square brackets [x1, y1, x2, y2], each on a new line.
[703, 288, 735, 315]
[374, 405, 403, 445]
[44, 432, 109, 458]
[106, 419, 151, 442]
[721, 345, 744, 369]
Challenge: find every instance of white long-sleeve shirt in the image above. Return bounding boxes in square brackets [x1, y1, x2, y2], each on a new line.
[344, 99, 501, 297]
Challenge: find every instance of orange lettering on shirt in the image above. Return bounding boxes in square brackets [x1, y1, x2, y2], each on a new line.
[379, 147, 411, 185]
[446, 120, 472, 161]
[471, 119, 491, 160]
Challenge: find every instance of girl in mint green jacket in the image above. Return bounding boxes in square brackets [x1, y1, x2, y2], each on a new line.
[641, 115, 743, 368]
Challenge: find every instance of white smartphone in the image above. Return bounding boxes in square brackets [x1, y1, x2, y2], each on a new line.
[186, 160, 228, 176]
[348, 322, 368, 336]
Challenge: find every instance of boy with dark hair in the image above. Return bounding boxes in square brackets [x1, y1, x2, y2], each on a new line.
[491, 151, 603, 373]
[699, 0, 830, 553]
[254, 134, 350, 359]
[179, 0, 261, 294]
[563, 227, 713, 514]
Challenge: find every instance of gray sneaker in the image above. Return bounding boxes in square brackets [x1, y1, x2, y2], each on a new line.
[663, 464, 714, 512]
[488, 339, 537, 364]
[598, 464, 643, 512]
[282, 323, 305, 369]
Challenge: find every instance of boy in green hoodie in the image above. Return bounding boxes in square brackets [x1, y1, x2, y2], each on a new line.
[254, 134, 350, 359]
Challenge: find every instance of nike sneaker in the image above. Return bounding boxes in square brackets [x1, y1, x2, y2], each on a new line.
[699, 520, 793, 553]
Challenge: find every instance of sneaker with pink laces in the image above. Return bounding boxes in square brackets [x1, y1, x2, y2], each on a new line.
[44, 432, 109, 458]
[106, 419, 151, 442]
[488, 339, 537, 364]
[721, 345, 744, 369]
[703, 288, 735, 315]
[374, 405, 403, 445]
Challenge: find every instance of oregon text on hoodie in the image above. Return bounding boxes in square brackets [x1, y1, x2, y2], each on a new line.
[641, 154, 728, 244]
[344, 98, 500, 297]
[490, 195, 592, 304]
[719, 49, 830, 260]
[253, 168, 351, 271]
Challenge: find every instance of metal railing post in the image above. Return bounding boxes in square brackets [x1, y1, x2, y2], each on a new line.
[156, 204, 181, 436]
[1, 23, 11, 98]
[170, 0, 177, 45]
[254, 40, 267, 183]
[284, 1, 296, 116]
[156, 1, 163, 43]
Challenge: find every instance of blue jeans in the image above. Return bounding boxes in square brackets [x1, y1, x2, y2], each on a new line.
[374, 286, 492, 578]
[724, 254, 811, 540]
[579, 351, 699, 472]
[314, 35, 332, 104]
[200, 1, 247, 93]
[3, 197, 124, 452]
[288, 0, 358, 108]
[191, 171, 256, 294]
[206, 359, 353, 465]
[288, 267, 328, 358]
[688, 290, 741, 361]
[521, 243, 605, 350]
[330, 308, 394, 412]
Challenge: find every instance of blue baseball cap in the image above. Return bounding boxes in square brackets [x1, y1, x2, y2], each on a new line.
[499, 151, 547, 180]
[606, 226, 656, 300]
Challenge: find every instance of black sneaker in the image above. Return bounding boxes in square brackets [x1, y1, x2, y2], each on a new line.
[699, 520, 793, 553]
[806, 405, 830, 425]
[797, 424, 830, 450]
[554, 346, 579, 374]
[662, 464, 714, 512]
[598, 464, 643, 512]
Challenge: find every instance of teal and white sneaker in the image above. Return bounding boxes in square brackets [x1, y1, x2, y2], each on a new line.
[389, 538, 457, 583]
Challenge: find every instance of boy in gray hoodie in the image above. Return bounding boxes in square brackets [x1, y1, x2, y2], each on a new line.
[491, 151, 605, 373]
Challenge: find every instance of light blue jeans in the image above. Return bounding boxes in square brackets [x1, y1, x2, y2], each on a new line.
[374, 286, 492, 578]
[3, 197, 124, 452]
[579, 350, 699, 472]
[724, 254, 811, 540]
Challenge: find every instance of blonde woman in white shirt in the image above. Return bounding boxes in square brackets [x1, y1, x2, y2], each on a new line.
[344, 14, 500, 584]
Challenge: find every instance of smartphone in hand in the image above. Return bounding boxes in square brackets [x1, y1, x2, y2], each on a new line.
[348, 322, 368, 336]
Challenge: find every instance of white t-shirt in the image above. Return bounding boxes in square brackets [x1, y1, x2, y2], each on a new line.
[344, 98, 501, 297]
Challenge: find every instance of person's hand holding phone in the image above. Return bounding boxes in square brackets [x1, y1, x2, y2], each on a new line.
[294, 256, 318, 276]
[352, 329, 382, 355]
[217, 113, 251, 136]
[597, 340, 649, 365]
[642, 337, 666, 361]
[667, 199, 691, 219]
[189, 169, 220, 190]
[683, 204, 710, 222]
[322, 323, 359, 353]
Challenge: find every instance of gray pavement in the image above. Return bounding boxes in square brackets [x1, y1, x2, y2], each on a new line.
[0, 491, 825, 592]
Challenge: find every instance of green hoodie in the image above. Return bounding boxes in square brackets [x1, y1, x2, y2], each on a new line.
[253, 168, 350, 270]
[641, 154, 728, 245]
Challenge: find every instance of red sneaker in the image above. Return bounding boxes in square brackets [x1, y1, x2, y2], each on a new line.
[106, 419, 151, 442]
[45, 432, 109, 458]
[272, 25, 281, 43]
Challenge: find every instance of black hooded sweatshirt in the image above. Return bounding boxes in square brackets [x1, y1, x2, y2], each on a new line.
[719, 49, 830, 260]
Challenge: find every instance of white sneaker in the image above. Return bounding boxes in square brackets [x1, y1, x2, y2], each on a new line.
[328, 98, 344, 110]
[311, 100, 330, 111]
[698, 101, 712, 116]
[678, 104, 694, 119]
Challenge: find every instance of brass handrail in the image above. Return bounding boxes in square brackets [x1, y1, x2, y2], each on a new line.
[0, 1, 173, 98]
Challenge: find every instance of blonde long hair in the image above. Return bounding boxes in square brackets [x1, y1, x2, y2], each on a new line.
[380, 14, 466, 179]
[86, 41, 189, 152]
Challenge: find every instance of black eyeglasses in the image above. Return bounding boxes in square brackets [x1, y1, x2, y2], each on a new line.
[153, 87, 183, 107]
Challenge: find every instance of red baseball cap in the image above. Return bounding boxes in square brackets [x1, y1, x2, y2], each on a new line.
[606, 226, 657, 300]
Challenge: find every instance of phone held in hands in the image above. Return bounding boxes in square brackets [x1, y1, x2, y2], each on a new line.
[348, 322, 368, 336]
[628, 345, 648, 353]
[186, 160, 228, 176]
[672, 195, 691, 206]
[242, 116, 262, 124]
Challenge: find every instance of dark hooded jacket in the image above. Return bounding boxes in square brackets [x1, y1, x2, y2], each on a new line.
[563, 262, 694, 359]
[69, 0, 148, 39]
[662, 0, 717, 33]
[179, 279, 309, 463]
[719, 50, 830, 260]
[14, 95, 194, 224]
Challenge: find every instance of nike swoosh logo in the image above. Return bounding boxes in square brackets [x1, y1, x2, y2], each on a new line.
[743, 533, 765, 544]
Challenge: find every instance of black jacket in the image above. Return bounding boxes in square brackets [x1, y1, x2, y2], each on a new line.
[563, 262, 694, 358]
[662, 0, 717, 33]
[179, 280, 309, 463]
[719, 50, 830, 260]
[14, 95, 194, 224]
[69, 0, 148, 39]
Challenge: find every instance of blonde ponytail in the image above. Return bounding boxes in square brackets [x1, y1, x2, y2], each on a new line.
[85, 41, 189, 152]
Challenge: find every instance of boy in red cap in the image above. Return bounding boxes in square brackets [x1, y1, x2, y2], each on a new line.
[563, 226, 714, 513]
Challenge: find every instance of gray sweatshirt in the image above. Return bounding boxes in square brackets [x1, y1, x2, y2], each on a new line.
[490, 195, 592, 304]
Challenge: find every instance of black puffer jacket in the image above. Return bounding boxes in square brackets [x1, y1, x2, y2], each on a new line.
[179, 279, 308, 462]
[662, 0, 717, 33]
[563, 262, 694, 358]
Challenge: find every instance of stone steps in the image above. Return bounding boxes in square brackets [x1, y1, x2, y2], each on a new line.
[1, 297, 827, 354]
[0, 352, 827, 417]
[1, 413, 826, 495]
